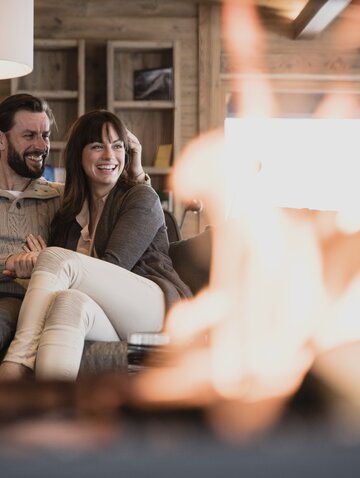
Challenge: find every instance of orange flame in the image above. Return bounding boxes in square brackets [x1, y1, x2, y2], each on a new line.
[133, 0, 360, 439]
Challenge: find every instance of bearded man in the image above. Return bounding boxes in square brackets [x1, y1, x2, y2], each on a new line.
[0, 94, 61, 356]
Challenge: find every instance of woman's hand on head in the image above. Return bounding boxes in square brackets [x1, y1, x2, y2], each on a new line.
[124, 129, 146, 181]
[127, 129, 142, 157]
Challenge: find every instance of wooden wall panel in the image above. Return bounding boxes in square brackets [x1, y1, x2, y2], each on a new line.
[33, 2, 199, 153]
[3, 1, 360, 237]
[220, 8, 360, 119]
[34, 16, 196, 40]
[0, 0, 199, 234]
[222, 27, 360, 77]
[198, 3, 222, 131]
[35, 0, 197, 18]
[0, 81, 10, 101]
[86, 1, 197, 17]
[0, 1, 199, 149]
[31, 0, 199, 235]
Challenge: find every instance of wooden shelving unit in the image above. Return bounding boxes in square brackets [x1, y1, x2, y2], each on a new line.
[107, 40, 180, 196]
[11, 39, 85, 168]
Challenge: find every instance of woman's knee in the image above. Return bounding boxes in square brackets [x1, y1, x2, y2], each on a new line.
[46, 289, 96, 332]
[35, 246, 75, 269]
[34, 247, 81, 283]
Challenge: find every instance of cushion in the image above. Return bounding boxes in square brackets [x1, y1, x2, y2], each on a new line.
[169, 227, 212, 295]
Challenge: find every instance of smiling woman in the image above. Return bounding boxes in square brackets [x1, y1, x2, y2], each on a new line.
[51, 110, 130, 246]
[0, 109, 192, 381]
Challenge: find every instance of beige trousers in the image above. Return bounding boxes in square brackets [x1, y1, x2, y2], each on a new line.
[4, 247, 165, 379]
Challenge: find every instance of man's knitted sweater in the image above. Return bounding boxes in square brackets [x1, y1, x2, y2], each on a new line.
[0, 178, 63, 297]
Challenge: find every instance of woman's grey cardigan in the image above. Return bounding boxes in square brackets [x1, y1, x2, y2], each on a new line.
[51, 181, 192, 312]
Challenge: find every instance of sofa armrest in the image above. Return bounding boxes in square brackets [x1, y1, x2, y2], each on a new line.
[169, 227, 212, 295]
[79, 340, 128, 376]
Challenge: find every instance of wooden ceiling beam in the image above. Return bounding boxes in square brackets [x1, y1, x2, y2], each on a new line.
[293, 0, 352, 38]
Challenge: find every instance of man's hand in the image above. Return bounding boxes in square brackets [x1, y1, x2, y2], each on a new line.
[3, 251, 41, 279]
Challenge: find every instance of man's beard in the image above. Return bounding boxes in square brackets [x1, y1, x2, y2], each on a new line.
[7, 140, 48, 179]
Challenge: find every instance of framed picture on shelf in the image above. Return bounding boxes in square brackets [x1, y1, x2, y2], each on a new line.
[134, 67, 173, 101]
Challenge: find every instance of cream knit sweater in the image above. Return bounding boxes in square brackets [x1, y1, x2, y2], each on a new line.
[0, 178, 63, 297]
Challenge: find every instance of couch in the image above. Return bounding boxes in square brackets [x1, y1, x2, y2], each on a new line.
[0, 212, 212, 374]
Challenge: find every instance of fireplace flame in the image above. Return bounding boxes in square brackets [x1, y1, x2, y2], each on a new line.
[133, 0, 360, 439]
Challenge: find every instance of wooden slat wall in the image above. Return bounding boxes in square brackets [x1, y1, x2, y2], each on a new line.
[34, 0, 200, 237]
[0, 81, 9, 99]
[2, 1, 360, 147]
[34, 0, 199, 152]
[220, 6, 360, 119]
[0, 0, 201, 236]
[3, 1, 359, 235]
[1, 0, 199, 153]
[198, 3, 222, 132]
[34, 0, 197, 18]
[197, 3, 360, 127]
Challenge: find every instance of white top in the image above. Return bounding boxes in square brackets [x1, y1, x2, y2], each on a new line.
[75, 196, 108, 257]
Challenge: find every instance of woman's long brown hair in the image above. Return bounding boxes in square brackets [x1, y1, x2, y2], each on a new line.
[50, 110, 129, 246]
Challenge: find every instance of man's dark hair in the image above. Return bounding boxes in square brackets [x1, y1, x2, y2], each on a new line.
[0, 93, 55, 132]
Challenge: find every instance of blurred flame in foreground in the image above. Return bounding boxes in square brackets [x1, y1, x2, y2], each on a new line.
[133, 0, 360, 439]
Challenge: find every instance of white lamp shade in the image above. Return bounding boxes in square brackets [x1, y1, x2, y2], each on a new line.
[0, 0, 34, 79]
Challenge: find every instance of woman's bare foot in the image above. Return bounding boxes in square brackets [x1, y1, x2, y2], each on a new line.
[0, 361, 32, 380]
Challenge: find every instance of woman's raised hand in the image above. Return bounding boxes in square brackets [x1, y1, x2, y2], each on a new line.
[123, 129, 146, 181]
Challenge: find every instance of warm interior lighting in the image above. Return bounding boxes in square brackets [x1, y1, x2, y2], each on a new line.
[293, 0, 352, 38]
[0, 0, 34, 80]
